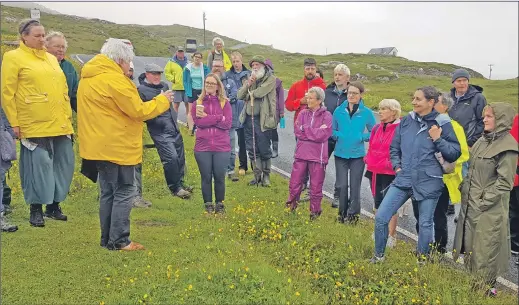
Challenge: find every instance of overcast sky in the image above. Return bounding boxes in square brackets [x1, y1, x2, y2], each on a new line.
[37, 1, 518, 79]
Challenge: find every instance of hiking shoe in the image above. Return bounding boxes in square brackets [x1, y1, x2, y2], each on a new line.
[227, 172, 239, 182]
[386, 236, 397, 249]
[215, 202, 225, 214]
[30, 204, 45, 227]
[44, 203, 68, 221]
[204, 202, 215, 214]
[346, 214, 359, 225]
[1, 213, 18, 232]
[331, 197, 339, 208]
[238, 169, 246, 176]
[119, 241, 145, 251]
[182, 184, 194, 193]
[337, 215, 345, 224]
[132, 196, 152, 208]
[369, 255, 385, 264]
[174, 188, 191, 199]
[447, 205, 455, 215]
[310, 211, 322, 221]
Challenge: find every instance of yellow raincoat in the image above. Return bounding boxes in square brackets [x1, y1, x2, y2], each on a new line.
[443, 119, 470, 203]
[1, 41, 73, 138]
[77, 54, 170, 166]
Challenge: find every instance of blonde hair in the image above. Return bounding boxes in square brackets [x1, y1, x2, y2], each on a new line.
[379, 99, 402, 119]
[231, 51, 243, 60]
[45, 31, 68, 49]
[196, 73, 227, 109]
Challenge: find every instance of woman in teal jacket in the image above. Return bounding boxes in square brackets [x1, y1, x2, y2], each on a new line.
[332, 81, 376, 223]
[182, 52, 210, 135]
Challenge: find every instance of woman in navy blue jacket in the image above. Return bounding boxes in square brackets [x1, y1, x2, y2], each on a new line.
[371, 86, 461, 263]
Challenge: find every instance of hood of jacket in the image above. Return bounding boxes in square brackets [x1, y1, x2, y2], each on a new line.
[483, 102, 515, 140]
[81, 54, 123, 79]
[229, 64, 249, 74]
[172, 55, 188, 68]
[450, 84, 484, 102]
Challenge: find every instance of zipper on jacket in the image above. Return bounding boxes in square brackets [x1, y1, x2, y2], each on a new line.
[210, 102, 214, 150]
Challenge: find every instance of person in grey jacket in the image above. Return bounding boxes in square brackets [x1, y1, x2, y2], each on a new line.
[137, 64, 193, 200]
[0, 106, 18, 232]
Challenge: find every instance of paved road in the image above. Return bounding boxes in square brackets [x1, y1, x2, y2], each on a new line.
[74, 54, 518, 287]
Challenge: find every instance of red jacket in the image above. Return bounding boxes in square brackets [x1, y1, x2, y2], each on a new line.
[285, 77, 326, 124]
[511, 114, 518, 186]
[364, 120, 400, 196]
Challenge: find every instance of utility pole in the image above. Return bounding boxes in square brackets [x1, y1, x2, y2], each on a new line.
[203, 12, 207, 49]
[488, 64, 493, 80]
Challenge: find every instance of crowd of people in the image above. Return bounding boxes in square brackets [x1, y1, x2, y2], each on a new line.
[1, 19, 519, 296]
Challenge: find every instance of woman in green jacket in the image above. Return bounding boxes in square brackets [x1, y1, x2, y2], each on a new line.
[453, 102, 519, 296]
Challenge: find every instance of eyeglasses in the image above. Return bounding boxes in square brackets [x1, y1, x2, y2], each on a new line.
[194, 56, 202, 59]
[205, 82, 218, 86]
[347, 92, 360, 96]
[213, 65, 224, 68]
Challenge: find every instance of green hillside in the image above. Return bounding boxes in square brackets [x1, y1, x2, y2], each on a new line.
[1, 5, 517, 112]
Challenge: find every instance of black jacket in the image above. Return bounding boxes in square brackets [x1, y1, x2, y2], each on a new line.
[448, 85, 487, 147]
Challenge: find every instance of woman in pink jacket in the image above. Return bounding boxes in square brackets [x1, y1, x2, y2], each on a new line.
[364, 99, 402, 248]
[285, 87, 333, 220]
[192, 74, 232, 214]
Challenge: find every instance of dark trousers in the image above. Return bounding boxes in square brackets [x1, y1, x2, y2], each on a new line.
[328, 140, 338, 198]
[194, 151, 230, 203]
[237, 128, 248, 171]
[97, 161, 136, 250]
[335, 156, 365, 217]
[272, 128, 279, 142]
[510, 186, 519, 252]
[150, 131, 186, 193]
[244, 115, 272, 161]
[413, 184, 449, 253]
[2, 176, 11, 206]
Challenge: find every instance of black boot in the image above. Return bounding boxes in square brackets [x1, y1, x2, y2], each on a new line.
[271, 141, 279, 158]
[215, 202, 225, 214]
[44, 202, 68, 221]
[261, 159, 271, 187]
[249, 159, 263, 186]
[30, 204, 45, 227]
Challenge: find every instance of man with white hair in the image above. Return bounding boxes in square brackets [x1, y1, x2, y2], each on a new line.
[45, 31, 79, 112]
[323, 63, 351, 208]
[207, 37, 232, 71]
[78, 38, 173, 251]
[237, 55, 278, 187]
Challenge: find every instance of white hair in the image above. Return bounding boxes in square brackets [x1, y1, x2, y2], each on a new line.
[439, 93, 454, 110]
[308, 86, 326, 103]
[212, 37, 224, 47]
[334, 64, 351, 76]
[45, 31, 68, 49]
[379, 99, 402, 118]
[100, 38, 134, 64]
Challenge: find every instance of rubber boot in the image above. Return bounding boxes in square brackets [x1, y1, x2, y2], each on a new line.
[261, 159, 271, 187]
[271, 141, 279, 158]
[249, 159, 263, 186]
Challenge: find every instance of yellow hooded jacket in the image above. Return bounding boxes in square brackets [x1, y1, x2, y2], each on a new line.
[164, 60, 184, 91]
[77, 54, 170, 166]
[1, 41, 73, 138]
[443, 119, 470, 203]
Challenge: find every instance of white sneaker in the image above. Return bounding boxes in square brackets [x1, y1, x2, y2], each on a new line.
[386, 236, 397, 249]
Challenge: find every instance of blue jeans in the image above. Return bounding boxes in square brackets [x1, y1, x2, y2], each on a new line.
[0, 159, 12, 214]
[375, 186, 439, 256]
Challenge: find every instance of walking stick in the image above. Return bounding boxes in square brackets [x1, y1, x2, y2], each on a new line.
[248, 89, 259, 187]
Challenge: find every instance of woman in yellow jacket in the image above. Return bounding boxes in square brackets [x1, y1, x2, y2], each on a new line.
[1, 19, 74, 227]
[78, 38, 172, 251]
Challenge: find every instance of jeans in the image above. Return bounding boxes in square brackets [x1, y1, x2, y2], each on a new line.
[135, 163, 143, 196]
[237, 128, 248, 171]
[0, 159, 11, 214]
[97, 161, 136, 250]
[375, 185, 439, 256]
[1, 174, 11, 208]
[228, 128, 237, 173]
[335, 156, 365, 217]
[413, 184, 449, 253]
[194, 151, 230, 203]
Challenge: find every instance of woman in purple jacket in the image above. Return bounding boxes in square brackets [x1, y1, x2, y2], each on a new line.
[285, 87, 333, 220]
[192, 74, 233, 214]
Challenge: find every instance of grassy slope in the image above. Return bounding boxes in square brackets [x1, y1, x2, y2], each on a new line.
[1, 125, 517, 305]
[1, 5, 517, 113]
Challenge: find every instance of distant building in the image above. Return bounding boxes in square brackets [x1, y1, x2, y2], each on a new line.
[368, 47, 398, 56]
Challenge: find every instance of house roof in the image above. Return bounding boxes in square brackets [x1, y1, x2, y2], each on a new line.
[368, 47, 397, 55]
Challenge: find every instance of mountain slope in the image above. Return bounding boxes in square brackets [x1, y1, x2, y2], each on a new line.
[1, 2, 61, 14]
